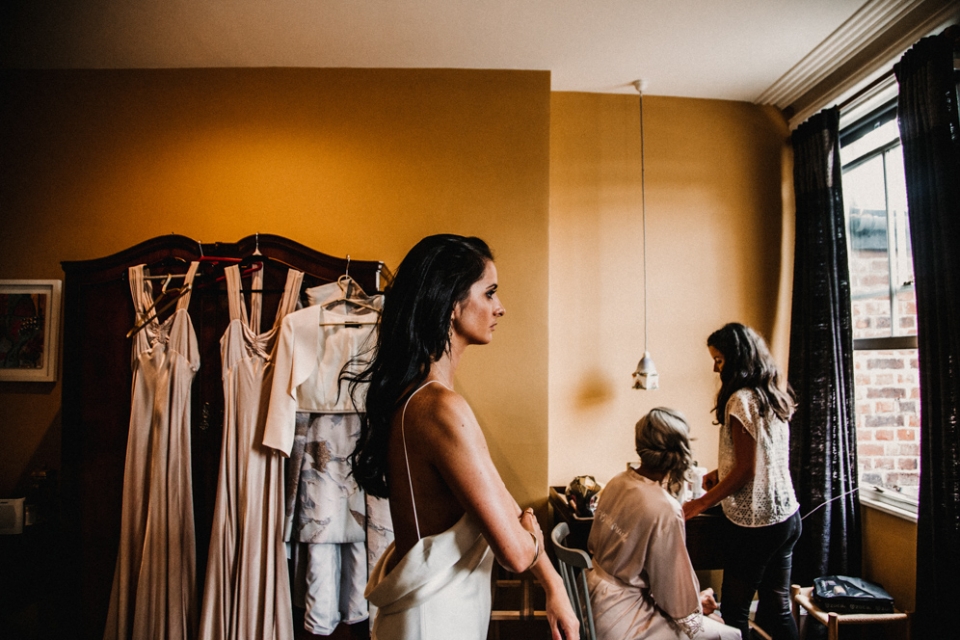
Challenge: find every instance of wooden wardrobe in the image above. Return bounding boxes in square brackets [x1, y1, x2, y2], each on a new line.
[60, 234, 390, 639]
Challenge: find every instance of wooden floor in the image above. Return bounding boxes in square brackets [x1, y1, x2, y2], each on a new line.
[293, 610, 370, 639]
[293, 617, 552, 640]
[292, 566, 554, 640]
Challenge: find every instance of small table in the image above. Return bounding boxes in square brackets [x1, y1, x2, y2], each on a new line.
[548, 486, 728, 570]
[790, 584, 909, 640]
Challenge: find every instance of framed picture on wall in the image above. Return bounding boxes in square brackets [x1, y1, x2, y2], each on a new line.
[0, 279, 62, 382]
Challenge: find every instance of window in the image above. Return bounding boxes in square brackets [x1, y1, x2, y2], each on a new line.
[840, 98, 920, 511]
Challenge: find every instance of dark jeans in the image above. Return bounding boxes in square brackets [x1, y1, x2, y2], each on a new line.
[720, 510, 801, 640]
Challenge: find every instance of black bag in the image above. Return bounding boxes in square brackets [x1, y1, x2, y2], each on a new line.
[812, 575, 895, 614]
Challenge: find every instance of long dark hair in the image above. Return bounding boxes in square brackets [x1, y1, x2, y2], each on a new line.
[349, 234, 494, 498]
[707, 322, 795, 425]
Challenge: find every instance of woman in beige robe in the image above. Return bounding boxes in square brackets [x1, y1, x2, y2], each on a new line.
[587, 408, 741, 640]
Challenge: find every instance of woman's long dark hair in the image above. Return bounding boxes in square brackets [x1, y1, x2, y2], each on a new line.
[348, 234, 494, 498]
[707, 322, 796, 425]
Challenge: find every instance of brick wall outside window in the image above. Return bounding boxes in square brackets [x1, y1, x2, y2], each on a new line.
[850, 249, 920, 500]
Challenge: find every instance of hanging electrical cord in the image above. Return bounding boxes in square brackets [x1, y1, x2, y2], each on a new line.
[801, 486, 860, 521]
[632, 79, 659, 390]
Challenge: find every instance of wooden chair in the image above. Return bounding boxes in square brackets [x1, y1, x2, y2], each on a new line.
[749, 619, 773, 640]
[790, 584, 910, 640]
[551, 522, 597, 640]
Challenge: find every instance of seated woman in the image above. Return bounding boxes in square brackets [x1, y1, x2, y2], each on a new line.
[586, 407, 740, 640]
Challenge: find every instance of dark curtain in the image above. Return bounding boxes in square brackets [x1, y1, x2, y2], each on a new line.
[787, 107, 862, 588]
[896, 29, 960, 639]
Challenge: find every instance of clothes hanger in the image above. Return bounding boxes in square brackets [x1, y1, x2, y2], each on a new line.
[126, 283, 192, 338]
[137, 274, 179, 316]
[321, 273, 382, 315]
[319, 309, 379, 327]
[198, 256, 242, 264]
[319, 292, 381, 324]
[143, 272, 189, 281]
[195, 238, 242, 265]
[206, 234, 277, 290]
[318, 256, 382, 325]
[134, 274, 188, 323]
[212, 261, 264, 284]
[140, 255, 190, 281]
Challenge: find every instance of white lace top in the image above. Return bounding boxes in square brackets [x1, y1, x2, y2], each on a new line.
[718, 388, 799, 527]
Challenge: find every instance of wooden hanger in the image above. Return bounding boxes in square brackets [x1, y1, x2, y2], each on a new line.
[137, 274, 179, 316]
[212, 260, 263, 284]
[321, 274, 382, 314]
[126, 283, 192, 338]
[318, 266, 381, 326]
[140, 255, 190, 281]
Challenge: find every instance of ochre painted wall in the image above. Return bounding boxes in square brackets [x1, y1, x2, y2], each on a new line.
[548, 92, 793, 486]
[861, 505, 917, 612]
[547, 91, 917, 611]
[0, 68, 551, 506]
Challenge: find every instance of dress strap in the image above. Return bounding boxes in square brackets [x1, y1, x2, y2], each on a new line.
[127, 265, 156, 354]
[272, 269, 304, 329]
[400, 379, 449, 541]
[225, 265, 245, 324]
[128, 264, 152, 317]
[175, 261, 200, 311]
[248, 266, 263, 332]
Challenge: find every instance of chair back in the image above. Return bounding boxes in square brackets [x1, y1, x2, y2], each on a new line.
[551, 522, 597, 640]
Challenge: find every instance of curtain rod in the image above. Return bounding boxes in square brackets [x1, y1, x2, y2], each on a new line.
[839, 25, 960, 113]
[838, 68, 895, 112]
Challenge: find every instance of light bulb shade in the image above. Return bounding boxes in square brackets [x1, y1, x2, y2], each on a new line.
[632, 351, 659, 390]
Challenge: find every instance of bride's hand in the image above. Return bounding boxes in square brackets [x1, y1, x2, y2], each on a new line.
[544, 581, 580, 640]
[519, 507, 542, 535]
[519, 508, 579, 639]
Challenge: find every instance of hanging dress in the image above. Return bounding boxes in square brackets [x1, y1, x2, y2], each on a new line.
[198, 264, 303, 640]
[365, 381, 494, 640]
[264, 282, 393, 635]
[104, 261, 201, 640]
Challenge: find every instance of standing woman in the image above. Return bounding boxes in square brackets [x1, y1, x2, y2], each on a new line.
[682, 323, 801, 640]
[349, 234, 579, 640]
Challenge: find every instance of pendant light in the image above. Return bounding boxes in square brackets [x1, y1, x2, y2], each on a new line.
[632, 79, 659, 390]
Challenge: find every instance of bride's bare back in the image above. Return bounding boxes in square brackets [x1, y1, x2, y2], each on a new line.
[385, 380, 516, 571]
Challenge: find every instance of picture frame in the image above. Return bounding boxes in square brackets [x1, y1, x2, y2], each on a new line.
[0, 279, 62, 382]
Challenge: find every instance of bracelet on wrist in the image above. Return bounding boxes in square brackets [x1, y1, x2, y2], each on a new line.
[523, 530, 541, 572]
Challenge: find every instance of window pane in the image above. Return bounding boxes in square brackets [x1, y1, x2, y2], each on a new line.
[840, 118, 899, 166]
[841, 97, 921, 509]
[845, 156, 892, 340]
[885, 145, 917, 337]
[854, 348, 921, 500]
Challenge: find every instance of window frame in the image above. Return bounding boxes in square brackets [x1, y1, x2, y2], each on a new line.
[840, 96, 920, 520]
[842, 100, 918, 350]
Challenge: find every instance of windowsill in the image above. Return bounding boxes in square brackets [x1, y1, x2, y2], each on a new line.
[859, 487, 918, 523]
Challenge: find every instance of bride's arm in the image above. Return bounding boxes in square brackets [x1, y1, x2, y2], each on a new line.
[426, 390, 580, 639]
[520, 507, 582, 640]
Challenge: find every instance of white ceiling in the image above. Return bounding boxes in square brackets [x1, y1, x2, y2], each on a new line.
[2, 0, 955, 105]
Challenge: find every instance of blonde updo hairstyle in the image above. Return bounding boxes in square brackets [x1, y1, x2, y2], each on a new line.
[635, 407, 693, 495]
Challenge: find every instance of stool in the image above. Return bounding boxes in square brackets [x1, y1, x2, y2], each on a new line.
[790, 584, 909, 640]
[488, 564, 548, 640]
